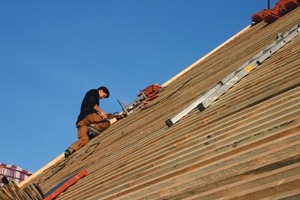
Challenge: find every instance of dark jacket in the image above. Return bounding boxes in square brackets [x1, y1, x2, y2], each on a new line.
[76, 89, 99, 124]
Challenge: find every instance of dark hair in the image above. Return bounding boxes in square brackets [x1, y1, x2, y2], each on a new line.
[98, 86, 110, 98]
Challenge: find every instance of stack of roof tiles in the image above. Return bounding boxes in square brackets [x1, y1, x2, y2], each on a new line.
[14, 6, 300, 200]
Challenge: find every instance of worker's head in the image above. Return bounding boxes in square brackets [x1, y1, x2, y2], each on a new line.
[98, 86, 110, 99]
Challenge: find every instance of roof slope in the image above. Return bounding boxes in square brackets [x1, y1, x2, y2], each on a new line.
[21, 7, 300, 200]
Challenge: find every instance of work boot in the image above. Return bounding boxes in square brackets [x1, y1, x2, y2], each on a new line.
[64, 148, 74, 158]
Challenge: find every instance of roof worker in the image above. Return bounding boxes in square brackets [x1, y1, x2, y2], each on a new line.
[64, 86, 111, 158]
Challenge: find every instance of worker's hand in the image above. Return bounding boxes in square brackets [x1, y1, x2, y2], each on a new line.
[100, 112, 107, 119]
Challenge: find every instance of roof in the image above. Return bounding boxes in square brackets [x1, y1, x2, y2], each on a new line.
[18, 6, 300, 200]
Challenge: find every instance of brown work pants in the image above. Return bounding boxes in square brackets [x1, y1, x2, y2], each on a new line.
[69, 113, 110, 151]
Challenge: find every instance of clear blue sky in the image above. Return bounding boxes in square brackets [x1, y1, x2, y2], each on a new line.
[0, 1, 277, 172]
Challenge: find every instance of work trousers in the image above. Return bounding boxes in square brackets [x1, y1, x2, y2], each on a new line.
[69, 113, 110, 151]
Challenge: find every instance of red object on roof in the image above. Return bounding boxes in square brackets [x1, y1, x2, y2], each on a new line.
[264, 0, 288, 23]
[44, 169, 87, 200]
[263, 11, 281, 23]
[138, 83, 162, 100]
[251, 9, 270, 23]
[284, 0, 300, 9]
[251, 0, 300, 24]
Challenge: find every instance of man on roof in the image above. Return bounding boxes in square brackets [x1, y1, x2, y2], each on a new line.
[64, 86, 111, 158]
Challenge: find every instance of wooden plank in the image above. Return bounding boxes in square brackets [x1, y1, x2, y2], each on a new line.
[75, 119, 300, 199]
[179, 161, 300, 200]
[18, 153, 65, 188]
[0, 181, 31, 200]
